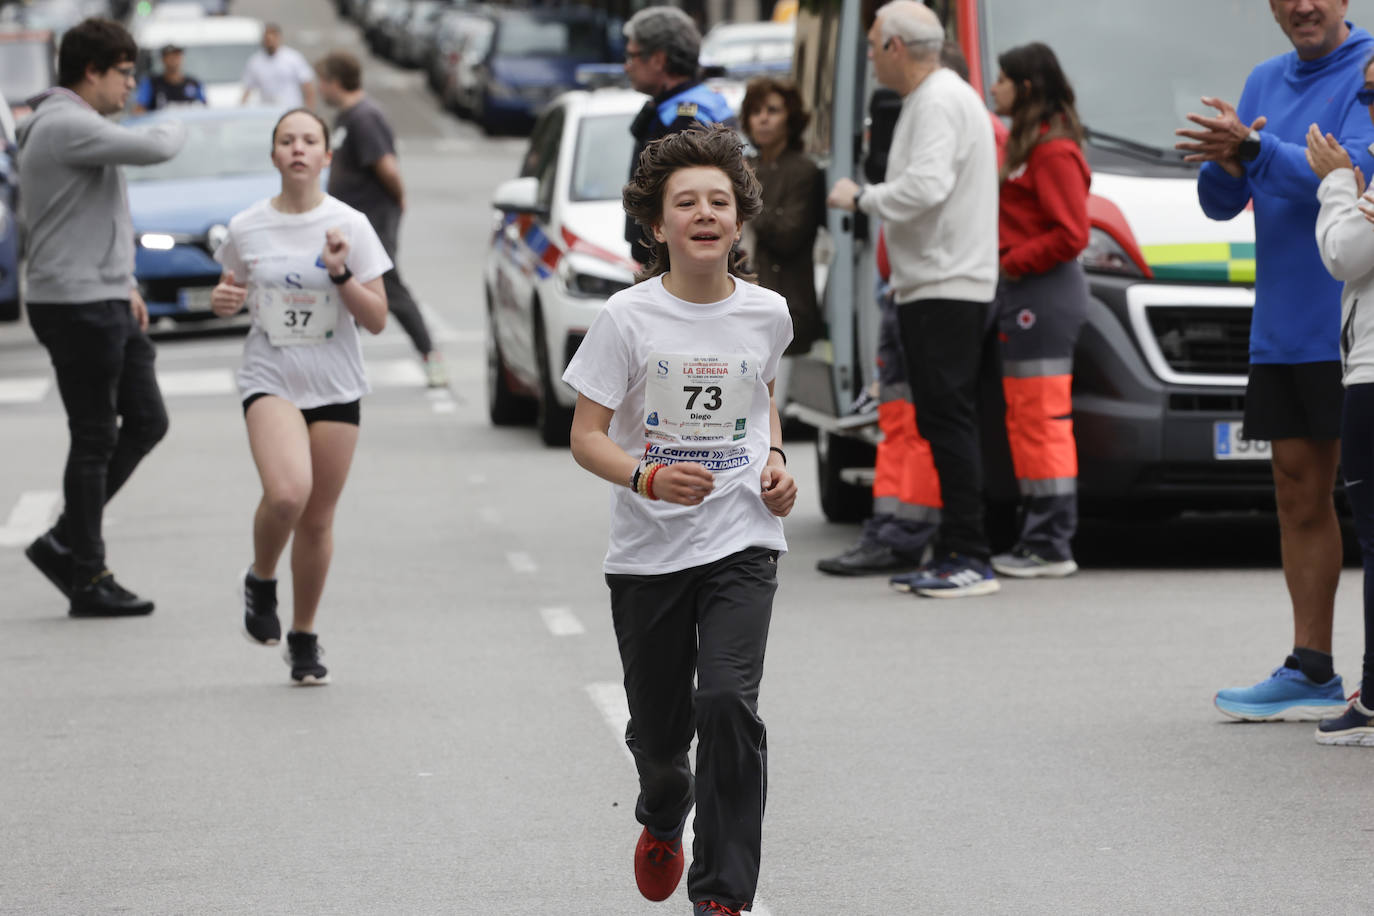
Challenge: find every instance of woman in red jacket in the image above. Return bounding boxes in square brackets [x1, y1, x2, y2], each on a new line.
[988, 42, 1092, 579]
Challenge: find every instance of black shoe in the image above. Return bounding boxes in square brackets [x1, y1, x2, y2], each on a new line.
[240, 566, 281, 645]
[816, 543, 922, 576]
[26, 530, 74, 598]
[69, 571, 155, 618]
[285, 631, 329, 686]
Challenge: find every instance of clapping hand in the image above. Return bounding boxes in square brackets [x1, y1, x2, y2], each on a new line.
[1305, 123, 1356, 181]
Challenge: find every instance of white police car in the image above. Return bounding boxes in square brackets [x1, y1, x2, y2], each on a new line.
[484, 88, 645, 445]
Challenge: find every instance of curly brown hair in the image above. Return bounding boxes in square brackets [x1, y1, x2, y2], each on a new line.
[740, 76, 810, 152]
[623, 125, 762, 283]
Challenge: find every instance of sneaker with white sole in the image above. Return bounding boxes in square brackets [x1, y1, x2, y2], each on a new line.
[284, 631, 329, 686]
[1214, 663, 1346, 721]
[991, 547, 1078, 579]
[240, 566, 281, 646]
[895, 554, 1000, 598]
[1315, 694, 1374, 746]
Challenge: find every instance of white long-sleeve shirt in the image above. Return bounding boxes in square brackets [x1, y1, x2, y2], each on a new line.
[1314, 165, 1374, 385]
[858, 67, 998, 304]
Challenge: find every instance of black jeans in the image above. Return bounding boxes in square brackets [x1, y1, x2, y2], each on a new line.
[28, 301, 168, 581]
[1341, 384, 1374, 700]
[607, 547, 778, 911]
[372, 209, 434, 356]
[896, 297, 991, 561]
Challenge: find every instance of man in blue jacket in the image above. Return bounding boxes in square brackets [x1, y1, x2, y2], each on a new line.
[621, 6, 736, 267]
[1177, 0, 1374, 722]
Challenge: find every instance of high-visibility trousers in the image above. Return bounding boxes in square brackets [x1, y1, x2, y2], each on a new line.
[994, 260, 1090, 560]
[875, 290, 942, 525]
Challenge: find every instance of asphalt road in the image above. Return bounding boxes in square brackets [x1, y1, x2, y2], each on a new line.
[2, 2, 1372, 913]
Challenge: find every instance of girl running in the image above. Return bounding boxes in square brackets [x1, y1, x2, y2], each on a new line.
[563, 126, 796, 915]
[209, 108, 392, 685]
[987, 42, 1093, 579]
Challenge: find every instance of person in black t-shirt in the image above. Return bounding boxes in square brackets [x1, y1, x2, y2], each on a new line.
[314, 50, 447, 387]
[133, 44, 206, 113]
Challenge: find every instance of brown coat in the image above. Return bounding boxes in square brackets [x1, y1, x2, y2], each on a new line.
[748, 149, 824, 355]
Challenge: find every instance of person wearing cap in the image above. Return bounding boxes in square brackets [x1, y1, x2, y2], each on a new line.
[132, 44, 206, 113]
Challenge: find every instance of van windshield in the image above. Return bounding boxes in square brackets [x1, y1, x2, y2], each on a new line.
[981, 1, 1293, 154]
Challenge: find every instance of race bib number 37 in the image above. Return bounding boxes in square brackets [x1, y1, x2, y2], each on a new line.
[259, 287, 339, 347]
[645, 352, 756, 443]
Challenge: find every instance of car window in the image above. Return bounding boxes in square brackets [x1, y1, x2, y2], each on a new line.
[139, 42, 259, 84]
[569, 112, 635, 202]
[0, 40, 55, 103]
[126, 113, 282, 182]
[523, 107, 565, 209]
[495, 15, 605, 58]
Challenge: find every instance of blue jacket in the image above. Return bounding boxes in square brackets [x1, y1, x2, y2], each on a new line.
[1198, 24, 1374, 364]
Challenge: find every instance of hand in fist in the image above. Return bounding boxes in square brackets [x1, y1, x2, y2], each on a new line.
[210, 269, 247, 317]
[322, 227, 349, 276]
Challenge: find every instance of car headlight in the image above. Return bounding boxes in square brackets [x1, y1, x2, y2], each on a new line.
[206, 224, 229, 254]
[558, 257, 632, 299]
[1079, 226, 1145, 278]
[139, 232, 176, 251]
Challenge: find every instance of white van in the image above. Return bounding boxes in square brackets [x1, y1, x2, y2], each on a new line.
[133, 15, 264, 108]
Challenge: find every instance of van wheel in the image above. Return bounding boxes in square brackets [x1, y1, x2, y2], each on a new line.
[535, 308, 573, 447]
[817, 432, 874, 523]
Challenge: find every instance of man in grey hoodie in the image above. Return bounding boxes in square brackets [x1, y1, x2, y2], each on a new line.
[19, 18, 186, 618]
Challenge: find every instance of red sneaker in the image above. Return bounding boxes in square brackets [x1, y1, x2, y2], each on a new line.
[694, 903, 742, 915]
[633, 826, 684, 901]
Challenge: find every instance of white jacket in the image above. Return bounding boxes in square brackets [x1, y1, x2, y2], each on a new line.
[857, 67, 998, 304]
[1315, 166, 1374, 385]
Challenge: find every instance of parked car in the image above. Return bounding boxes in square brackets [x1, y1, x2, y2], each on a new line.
[395, 0, 451, 69]
[363, 0, 410, 59]
[0, 88, 19, 323]
[124, 106, 301, 328]
[132, 14, 262, 107]
[0, 29, 57, 120]
[791, 0, 1291, 521]
[699, 20, 794, 77]
[0, 0, 107, 39]
[467, 6, 623, 135]
[440, 11, 494, 118]
[426, 5, 480, 95]
[484, 88, 644, 445]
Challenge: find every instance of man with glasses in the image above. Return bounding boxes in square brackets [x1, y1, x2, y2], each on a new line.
[621, 5, 735, 267]
[18, 17, 185, 618]
[826, 1, 1000, 597]
[1177, 0, 1374, 723]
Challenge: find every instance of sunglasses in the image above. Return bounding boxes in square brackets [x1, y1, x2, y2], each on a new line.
[1359, 87, 1374, 105]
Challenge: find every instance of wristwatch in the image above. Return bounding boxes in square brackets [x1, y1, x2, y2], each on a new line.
[1237, 130, 1262, 163]
[328, 265, 352, 285]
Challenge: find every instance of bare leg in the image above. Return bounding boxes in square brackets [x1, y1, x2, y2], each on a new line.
[289, 420, 359, 633]
[245, 397, 313, 580]
[1271, 437, 1342, 653]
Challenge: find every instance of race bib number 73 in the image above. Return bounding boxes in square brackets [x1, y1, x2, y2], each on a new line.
[644, 352, 757, 443]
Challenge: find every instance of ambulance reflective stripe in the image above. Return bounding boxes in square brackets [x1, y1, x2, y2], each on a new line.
[501, 212, 564, 280]
[875, 398, 942, 520]
[1002, 357, 1073, 378]
[1140, 242, 1255, 284]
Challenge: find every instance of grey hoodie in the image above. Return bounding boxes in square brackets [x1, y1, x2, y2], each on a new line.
[17, 90, 186, 304]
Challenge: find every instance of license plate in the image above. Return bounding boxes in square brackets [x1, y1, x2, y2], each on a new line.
[177, 286, 214, 312]
[1213, 420, 1271, 461]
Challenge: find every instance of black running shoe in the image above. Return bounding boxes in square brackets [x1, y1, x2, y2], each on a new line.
[69, 571, 155, 618]
[284, 631, 329, 685]
[26, 530, 74, 598]
[240, 566, 281, 645]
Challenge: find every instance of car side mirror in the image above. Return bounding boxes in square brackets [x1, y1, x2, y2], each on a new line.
[492, 176, 547, 218]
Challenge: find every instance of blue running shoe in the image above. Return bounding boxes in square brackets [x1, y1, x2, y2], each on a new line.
[1214, 665, 1346, 721]
[1315, 695, 1374, 746]
[892, 554, 999, 598]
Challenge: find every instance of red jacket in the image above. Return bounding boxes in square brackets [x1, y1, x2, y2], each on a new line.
[998, 135, 1090, 278]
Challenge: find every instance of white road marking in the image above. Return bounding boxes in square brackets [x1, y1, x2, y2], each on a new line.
[0, 377, 50, 404]
[155, 369, 236, 397]
[0, 490, 60, 548]
[539, 606, 585, 637]
[506, 551, 537, 573]
[431, 399, 456, 415]
[417, 300, 462, 344]
[584, 681, 773, 915]
[366, 358, 427, 387]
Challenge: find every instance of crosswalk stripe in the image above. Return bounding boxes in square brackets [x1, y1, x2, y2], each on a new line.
[0, 378, 51, 404]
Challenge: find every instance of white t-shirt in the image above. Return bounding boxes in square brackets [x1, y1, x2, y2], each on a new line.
[563, 274, 793, 575]
[215, 196, 392, 409]
[241, 46, 314, 107]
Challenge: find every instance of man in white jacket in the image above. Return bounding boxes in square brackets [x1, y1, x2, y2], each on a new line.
[827, 0, 1000, 597]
